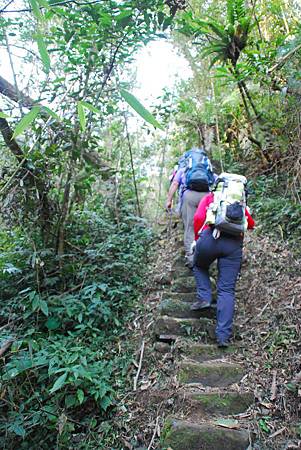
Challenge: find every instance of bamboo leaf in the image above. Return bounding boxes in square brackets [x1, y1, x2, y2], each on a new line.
[77, 102, 86, 131]
[29, 0, 43, 21]
[12, 106, 41, 139]
[215, 418, 240, 429]
[120, 89, 163, 130]
[36, 32, 50, 72]
[0, 112, 9, 119]
[49, 372, 68, 394]
[80, 101, 101, 114]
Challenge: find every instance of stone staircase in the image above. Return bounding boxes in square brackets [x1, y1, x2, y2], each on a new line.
[153, 238, 253, 450]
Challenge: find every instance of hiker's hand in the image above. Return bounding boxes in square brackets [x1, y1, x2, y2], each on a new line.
[166, 199, 172, 209]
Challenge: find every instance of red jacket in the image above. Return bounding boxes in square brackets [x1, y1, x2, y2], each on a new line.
[194, 192, 255, 240]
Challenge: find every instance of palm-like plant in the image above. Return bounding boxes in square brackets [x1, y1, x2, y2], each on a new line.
[199, 0, 252, 68]
[179, 0, 269, 162]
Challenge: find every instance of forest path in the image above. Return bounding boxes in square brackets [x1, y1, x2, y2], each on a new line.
[135, 221, 300, 450]
[153, 230, 253, 450]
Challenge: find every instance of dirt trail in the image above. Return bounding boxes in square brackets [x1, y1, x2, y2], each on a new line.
[125, 224, 300, 450]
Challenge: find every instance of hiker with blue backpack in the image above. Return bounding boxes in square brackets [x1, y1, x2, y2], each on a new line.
[165, 147, 215, 268]
[191, 173, 255, 348]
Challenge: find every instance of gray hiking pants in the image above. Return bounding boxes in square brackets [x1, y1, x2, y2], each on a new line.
[181, 190, 207, 258]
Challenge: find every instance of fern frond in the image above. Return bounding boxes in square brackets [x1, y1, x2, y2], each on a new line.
[209, 54, 225, 68]
[227, 0, 235, 25]
[207, 20, 229, 40]
[235, 0, 246, 21]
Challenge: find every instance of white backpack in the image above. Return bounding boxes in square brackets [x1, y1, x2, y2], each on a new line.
[205, 173, 248, 238]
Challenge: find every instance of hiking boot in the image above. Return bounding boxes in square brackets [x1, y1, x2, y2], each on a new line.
[217, 340, 230, 348]
[190, 300, 211, 311]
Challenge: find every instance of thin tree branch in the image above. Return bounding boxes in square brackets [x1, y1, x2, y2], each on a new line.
[0, 0, 14, 13]
[0, 111, 24, 163]
[133, 340, 145, 391]
[4, 30, 23, 115]
[249, 0, 264, 42]
[0, 0, 103, 13]
[268, 43, 301, 74]
[0, 339, 14, 357]
[0, 75, 37, 108]
[124, 114, 142, 218]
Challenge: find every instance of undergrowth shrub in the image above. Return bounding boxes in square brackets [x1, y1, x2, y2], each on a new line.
[0, 203, 153, 448]
[251, 175, 301, 247]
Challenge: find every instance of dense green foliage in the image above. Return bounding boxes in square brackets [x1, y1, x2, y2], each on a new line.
[0, 1, 166, 446]
[0, 202, 153, 447]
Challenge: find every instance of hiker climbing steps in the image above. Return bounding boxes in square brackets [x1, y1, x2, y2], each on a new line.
[153, 233, 254, 450]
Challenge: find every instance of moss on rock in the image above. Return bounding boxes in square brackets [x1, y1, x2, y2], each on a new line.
[178, 361, 244, 386]
[189, 392, 254, 415]
[161, 419, 249, 450]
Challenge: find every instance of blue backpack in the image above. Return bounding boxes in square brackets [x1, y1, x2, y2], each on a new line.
[182, 148, 214, 192]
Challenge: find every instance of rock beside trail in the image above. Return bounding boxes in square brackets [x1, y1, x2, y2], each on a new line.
[162, 419, 250, 450]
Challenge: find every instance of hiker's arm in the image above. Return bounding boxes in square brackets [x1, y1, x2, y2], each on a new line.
[166, 180, 179, 209]
[245, 208, 255, 229]
[194, 194, 212, 239]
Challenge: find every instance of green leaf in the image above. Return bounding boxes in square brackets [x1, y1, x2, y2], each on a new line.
[77, 102, 86, 131]
[99, 395, 112, 411]
[40, 300, 48, 316]
[80, 101, 101, 114]
[36, 32, 50, 72]
[29, 0, 43, 21]
[65, 395, 76, 408]
[9, 422, 26, 438]
[115, 10, 132, 27]
[163, 16, 173, 31]
[45, 317, 61, 330]
[37, 0, 50, 8]
[32, 294, 40, 311]
[0, 112, 9, 119]
[49, 372, 68, 394]
[77, 389, 85, 404]
[13, 107, 41, 139]
[157, 11, 165, 25]
[120, 89, 163, 131]
[258, 418, 270, 433]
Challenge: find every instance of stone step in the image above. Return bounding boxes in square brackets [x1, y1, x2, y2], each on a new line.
[176, 342, 236, 362]
[162, 292, 196, 303]
[170, 275, 217, 293]
[159, 298, 216, 319]
[184, 391, 254, 416]
[178, 361, 244, 387]
[153, 316, 215, 340]
[170, 267, 194, 278]
[161, 419, 249, 450]
[171, 277, 196, 293]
